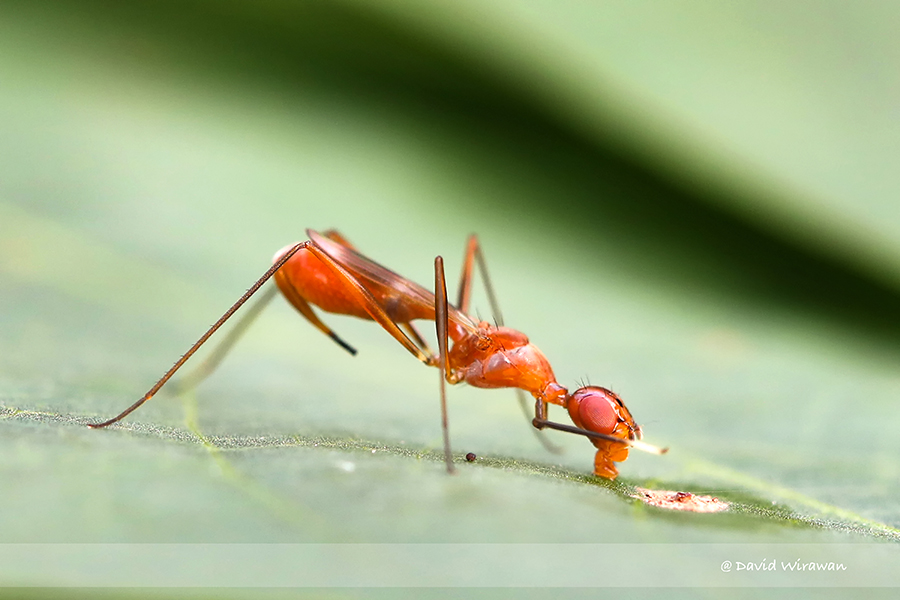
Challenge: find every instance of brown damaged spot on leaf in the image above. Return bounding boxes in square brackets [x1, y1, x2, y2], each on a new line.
[633, 487, 729, 513]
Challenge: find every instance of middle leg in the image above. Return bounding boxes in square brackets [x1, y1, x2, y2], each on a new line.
[456, 235, 563, 454]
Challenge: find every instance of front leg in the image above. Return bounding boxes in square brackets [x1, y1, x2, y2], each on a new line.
[434, 255, 455, 474]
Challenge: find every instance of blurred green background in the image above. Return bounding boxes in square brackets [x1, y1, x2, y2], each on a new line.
[2, 0, 900, 594]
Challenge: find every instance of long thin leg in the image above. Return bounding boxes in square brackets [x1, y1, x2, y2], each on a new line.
[178, 228, 365, 391]
[457, 234, 503, 324]
[89, 242, 310, 428]
[171, 284, 279, 395]
[312, 233, 455, 470]
[457, 235, 562, 454]
[434, 255, 455, 473]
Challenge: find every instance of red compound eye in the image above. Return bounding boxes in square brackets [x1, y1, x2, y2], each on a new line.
[581, 394, 618, 434]
[568, 386, 627, 436]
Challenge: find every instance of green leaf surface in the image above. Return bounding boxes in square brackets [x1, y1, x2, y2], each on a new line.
[1, 0, 899, 594]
